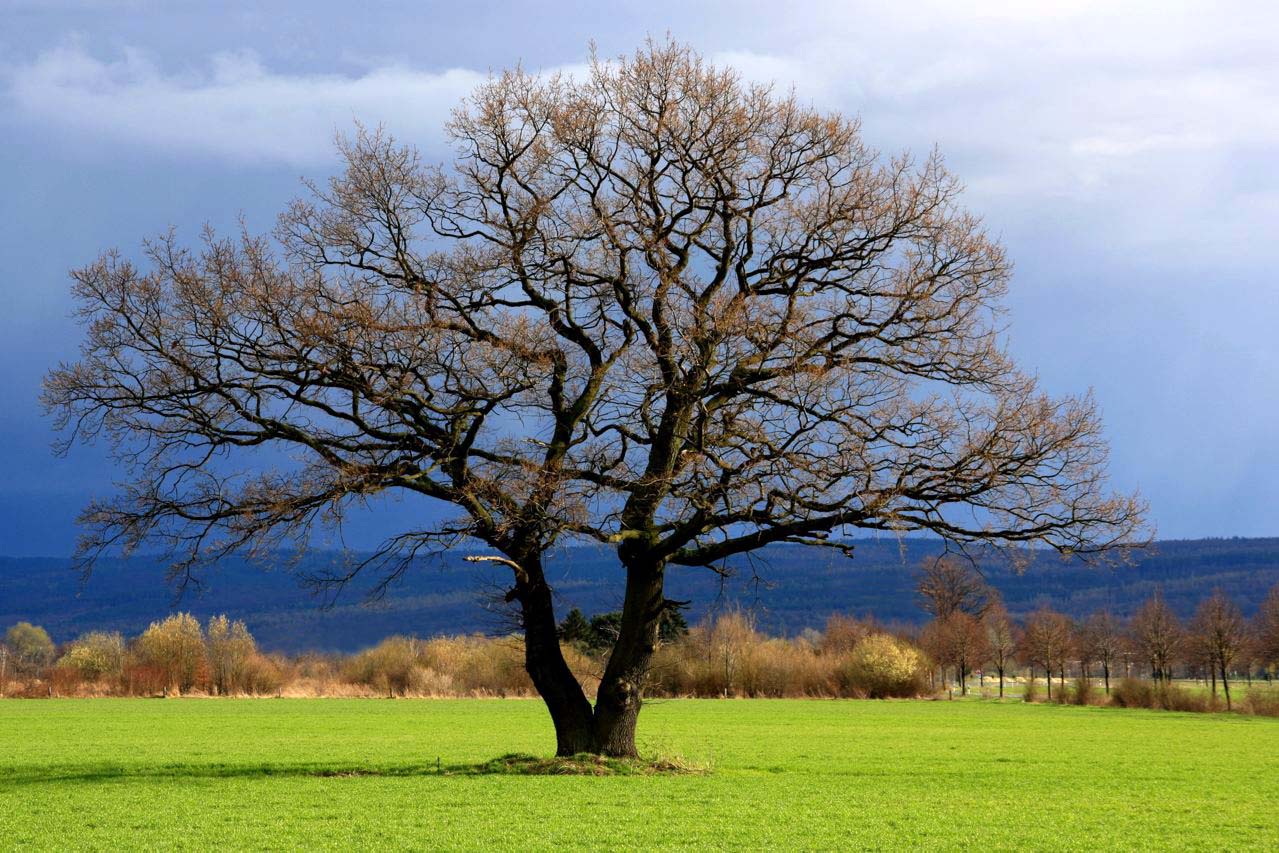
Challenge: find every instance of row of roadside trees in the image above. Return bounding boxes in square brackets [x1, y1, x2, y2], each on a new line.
[916, 559, 1279, 710]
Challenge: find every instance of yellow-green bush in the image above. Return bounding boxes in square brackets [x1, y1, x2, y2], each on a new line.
[57, 631, 126, 681]
[136, 613, 206, 695]
[837, 634, 928, 698]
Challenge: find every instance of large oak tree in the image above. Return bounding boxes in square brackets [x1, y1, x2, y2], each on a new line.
[45, 41, 1145, 756]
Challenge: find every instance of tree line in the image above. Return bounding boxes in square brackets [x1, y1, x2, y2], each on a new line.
[914, 559, 1279, 711]
[3, 572, 1277, 716]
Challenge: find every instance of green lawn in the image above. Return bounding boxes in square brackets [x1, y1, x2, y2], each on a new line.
[2, 698, 1277, 850]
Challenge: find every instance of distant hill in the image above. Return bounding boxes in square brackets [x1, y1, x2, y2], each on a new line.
[2, 537, 1278, 653]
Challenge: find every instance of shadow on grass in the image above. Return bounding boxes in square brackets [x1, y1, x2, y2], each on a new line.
[1, 753, 708, 786]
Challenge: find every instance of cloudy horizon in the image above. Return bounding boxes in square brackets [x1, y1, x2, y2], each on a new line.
[2, 0, 1276, 554]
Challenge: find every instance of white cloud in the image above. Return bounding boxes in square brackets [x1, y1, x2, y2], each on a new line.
[5, 43, 486, 164]
[5, 5, 1278, 255]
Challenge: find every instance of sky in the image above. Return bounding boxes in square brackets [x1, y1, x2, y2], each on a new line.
[0, 0, 1276, 555]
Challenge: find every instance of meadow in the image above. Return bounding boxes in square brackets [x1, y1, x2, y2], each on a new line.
[2, 698, 1277, 850]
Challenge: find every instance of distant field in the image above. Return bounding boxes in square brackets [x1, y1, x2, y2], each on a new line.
[2, 699, 1278, 850]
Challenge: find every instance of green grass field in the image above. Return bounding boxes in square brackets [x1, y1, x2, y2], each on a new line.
[2, 698, 1277, 850]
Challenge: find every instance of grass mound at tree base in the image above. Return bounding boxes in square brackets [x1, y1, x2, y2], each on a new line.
[305, 753, 710, 777]
[471, 752, 709, 776]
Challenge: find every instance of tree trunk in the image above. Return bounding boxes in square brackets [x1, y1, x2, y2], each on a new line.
[591, 559, 667, 757]
[1221, 660, 1231, 711]
[1103, 661, 1110, 694]
[516, 555, 596, 756]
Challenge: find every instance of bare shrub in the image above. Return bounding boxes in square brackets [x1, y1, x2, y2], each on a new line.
[449, 638, 533, 696]
[121, 660, 168, 697]
[1071, 677, 1095, 706]
[750, 638, 834, 697]
[560, 643, 601, 697]
[45, 665, 83, 696]
[838, 634, 928, 699]
[1156, 684, 1211, 713]
[343, 636, 421, 697]
[1110, 677, 1154, 708]
[1240, 689, 1279, 717]
[647, 614, 830, 698]
[240, 653, 286, 695]
[1022, 677, 1040, 703]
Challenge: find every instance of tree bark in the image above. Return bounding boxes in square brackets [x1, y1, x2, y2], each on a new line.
[590, 558, 667, 757]
[516, 555, 596, 756]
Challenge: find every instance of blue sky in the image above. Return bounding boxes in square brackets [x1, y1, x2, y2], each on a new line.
[1, 0, 1276, 555]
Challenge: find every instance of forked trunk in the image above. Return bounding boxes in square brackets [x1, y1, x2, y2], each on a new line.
[518, 549, 668, 757]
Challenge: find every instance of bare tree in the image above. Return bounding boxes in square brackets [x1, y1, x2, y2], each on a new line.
[1021, 608, 1072, 700]
[917, 557, 993, 621]
[1130, 591, 1182, 684]
[924, 612, 991, 696]
[44, 40, 1146, 756]
[1255, 583, 1279, 679]
[983, 602, 1017, 698]
[1191, 591, 1246, 710]
[1077, 610, 1124, 694]
[207, 615, 258, 696]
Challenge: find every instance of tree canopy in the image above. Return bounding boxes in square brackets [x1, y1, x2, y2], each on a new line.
[45, 40, 1146, 755]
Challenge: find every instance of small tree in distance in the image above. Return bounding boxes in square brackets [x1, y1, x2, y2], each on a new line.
[557, 609, 593, 650]
[1190, 591, 1246, 710]
[1254, 584, 1279, 679]
[207, 615, 258, 696]
[917, 558, 993, 621]
[1130, 591, 1182, 685]
[136, 613, 206, 696]
[4, 622, 55, 677]
[984, 603, 1018, 698]
[1077, 611, 1124, 694]
[923, 612, 990, 696]
[1022, 608, 1072, 700]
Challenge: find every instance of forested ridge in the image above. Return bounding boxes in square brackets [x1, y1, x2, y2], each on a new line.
[2, 538, 1274, 653]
